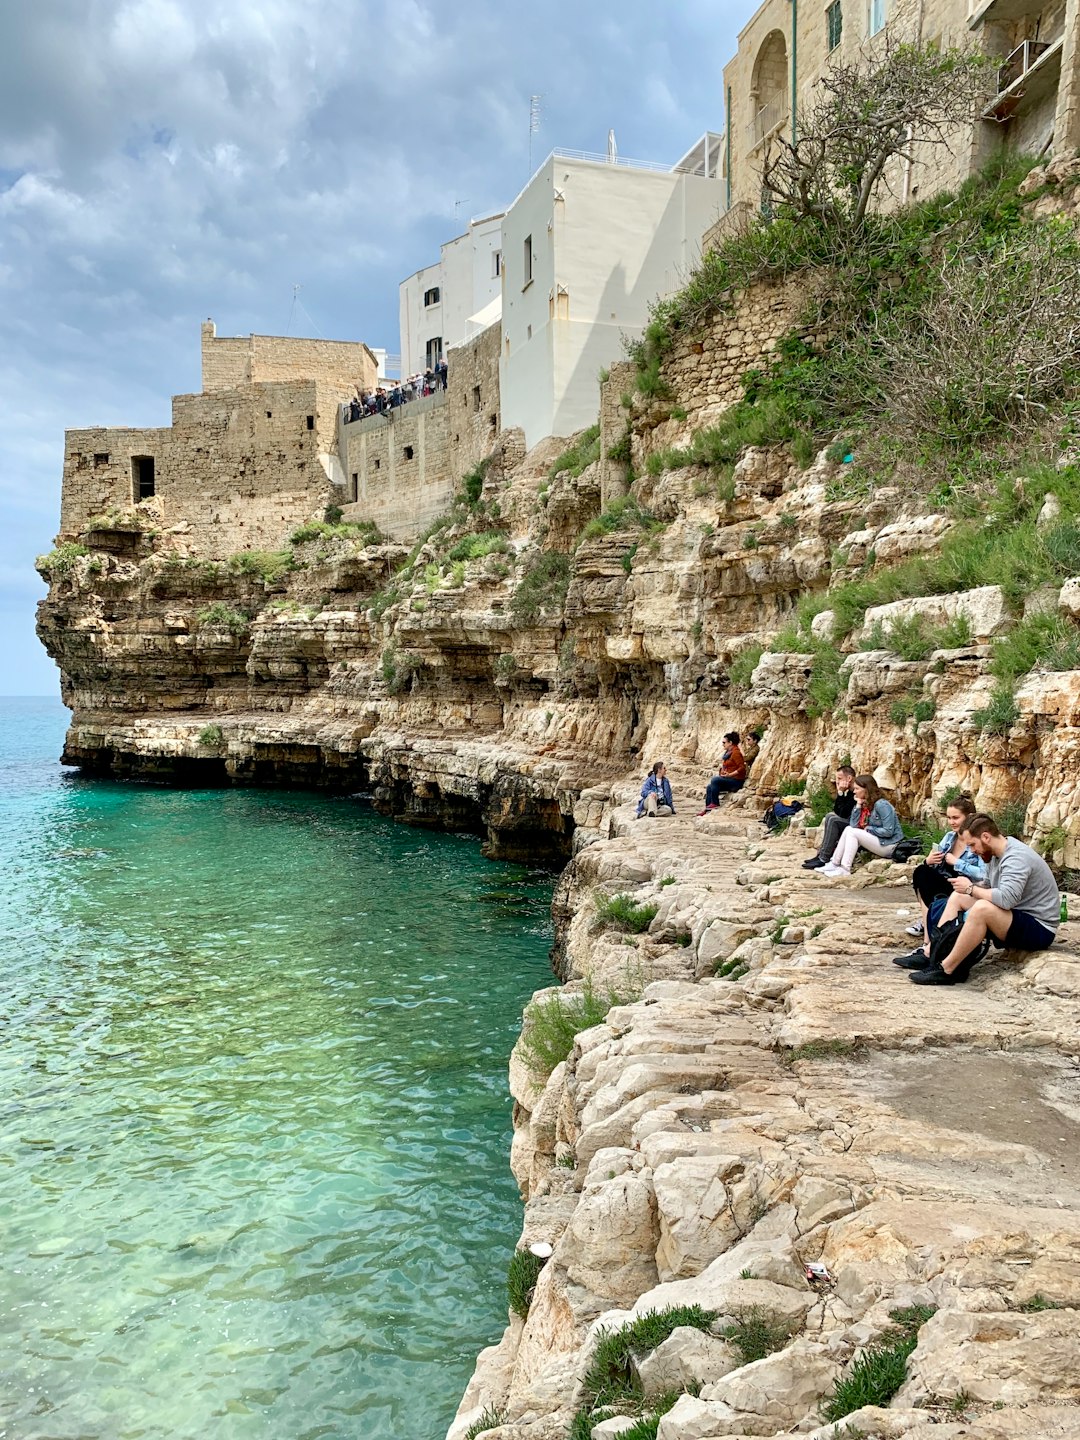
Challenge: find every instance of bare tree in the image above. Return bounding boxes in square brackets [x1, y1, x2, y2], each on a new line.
[762, 37, 992, 230]
[872, 224, 1080, 443]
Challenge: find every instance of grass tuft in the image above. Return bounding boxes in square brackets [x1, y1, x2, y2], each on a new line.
[595, 893, 660, 934]
[821, 1305, 936, 1423]
[721, 1307, 794, 1365]
[507, 1249, 546, 1319]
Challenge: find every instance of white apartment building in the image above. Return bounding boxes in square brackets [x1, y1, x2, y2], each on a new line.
[398, 212, 504, 377]
[499, 150, 725, 447]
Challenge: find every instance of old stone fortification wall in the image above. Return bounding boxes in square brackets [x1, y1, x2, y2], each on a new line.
[200, 321, 377, 397]
[341, 395, 453, 539]
[340, 322, 503, 538]
[61, 380, 340, 554]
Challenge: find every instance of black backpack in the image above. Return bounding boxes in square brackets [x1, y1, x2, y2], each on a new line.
[892, 838, 923, 863]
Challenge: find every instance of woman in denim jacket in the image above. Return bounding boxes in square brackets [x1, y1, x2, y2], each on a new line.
[894, 794, 987, 966]
[636, 761, 675, 818]
[819, 775, 903, 877]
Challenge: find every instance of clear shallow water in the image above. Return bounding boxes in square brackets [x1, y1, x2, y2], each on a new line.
[0, 698, 554, 1440]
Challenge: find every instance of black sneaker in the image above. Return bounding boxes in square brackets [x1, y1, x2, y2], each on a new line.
[893, 948, 932, 969]
[911, 964, 957, 985]
[802, 857, 826, 870]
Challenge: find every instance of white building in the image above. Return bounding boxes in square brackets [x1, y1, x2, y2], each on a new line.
[499, 149, 725, 447]
[398, 212, 504, 377]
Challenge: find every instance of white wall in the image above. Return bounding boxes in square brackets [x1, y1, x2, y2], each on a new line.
[500, 157, 725, 447]
[398, 214, 505, 377]
[399, 260, 445, 377]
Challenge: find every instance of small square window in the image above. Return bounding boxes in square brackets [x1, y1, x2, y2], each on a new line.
[826, 0, 842, 49]
[94, 453, 109, 468]
[424, 286, 441, 307]
[403, 446, 414, 461]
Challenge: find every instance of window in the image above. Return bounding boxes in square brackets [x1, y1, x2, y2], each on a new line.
[306, 415, 314, 431]
[472, 385, 482, 413]
[826, 0, 842, 49]
[94, 453, 109, 468]
[131, 455, 155, 500]
[374, 458, 381, 471]
[423, 286, 441, 307]
[869, 0, 885, 34]
[425, 336, 443, 370]
[523, 234, 533, 288]
[492, 250, 502, 278]
[403, 446, 414, 461]
[350, 472, 358, 502]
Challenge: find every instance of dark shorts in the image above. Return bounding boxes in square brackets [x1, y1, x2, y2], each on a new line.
[990, 910, 1056, 952]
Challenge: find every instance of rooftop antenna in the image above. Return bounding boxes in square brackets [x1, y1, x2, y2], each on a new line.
[287, 283, 300, 336]
[529, 94, 542, 176]
[454, 198, 470, 227]
[288, 283, 326, 340]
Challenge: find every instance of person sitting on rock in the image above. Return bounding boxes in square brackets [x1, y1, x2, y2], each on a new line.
[818, 774, 903, 877]
[802, 765, 857, 869]
[893, 794, 985, 967]
[702, 733, 746, 810]
[636, 760, 675, 818]
[907, 813, 1060, 985]
[742, 729, 763, 771]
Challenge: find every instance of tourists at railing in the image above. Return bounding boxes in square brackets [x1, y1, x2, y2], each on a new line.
[637, 761, 675, 819]
[436, 357, 448, 390]
[893, 794, 985, 969]
[801, 766, 858, 867]
[701, 733, 746, 811]
[815, 774, 903, 877]
[905, 814, 1060, 986]
[343, 368, 449, 424]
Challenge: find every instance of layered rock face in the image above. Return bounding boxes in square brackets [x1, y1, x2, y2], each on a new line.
[37, 171, 1080, 1433]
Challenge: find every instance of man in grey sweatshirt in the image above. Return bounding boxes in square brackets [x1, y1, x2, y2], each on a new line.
[910, 813, 1059, 986]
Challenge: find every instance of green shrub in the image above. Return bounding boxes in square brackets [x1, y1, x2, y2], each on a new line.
[446, 530, 511, 563]
[582, 1307, 718, 1411]
[227, 549, 294, 583]
[580, 495, 664, 542]
[196, 603, 250, 634]
[721, 1308, 794, 1365]
[821, 1306, 936, 1423]
[607, 427, 633, 465]
[510, 551, 572, 624]
[37, 542, 89, 574]
[369, 584, 400, 621]
[381, 643, 422, 695]
[996, 799, 1027, 838]
[550, 424, 601, 479]
[806, 783, 836, 826]
[807, 643, 846, 718]
[494, 653, 518, 680]
[463, 1407, 507, 1440]
[518, 976, 640, 1081]
[460, 458, 491, 506]
[595, 893, 659, 934]
[290, 519, 382, 546]
[972, 684, 1020, 735]
[621, 542, 639, 575]
[507, 1249, 546, 1319]
[197, 724, 223, 748]
[990, 611, 1080, 685]
[728, 643, 764, 692]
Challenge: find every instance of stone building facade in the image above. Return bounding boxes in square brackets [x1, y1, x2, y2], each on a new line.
[339, 321, 502, 539]
[717, 0, 1080, 227]
[60, 324, 378, 556]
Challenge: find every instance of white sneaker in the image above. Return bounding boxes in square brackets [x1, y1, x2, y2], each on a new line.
[820, 864, 850, 878]
[904, 921, 923, 936]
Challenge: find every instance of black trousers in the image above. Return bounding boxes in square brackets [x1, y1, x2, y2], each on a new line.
[912, 862, 955, 907]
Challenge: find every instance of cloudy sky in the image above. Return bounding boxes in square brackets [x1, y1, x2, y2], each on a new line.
[1, 0, 739, 694]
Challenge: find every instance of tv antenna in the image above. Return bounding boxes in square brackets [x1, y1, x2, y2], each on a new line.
[529, 94, 542, 176]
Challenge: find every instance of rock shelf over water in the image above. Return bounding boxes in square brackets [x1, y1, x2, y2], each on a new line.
[446, 798, 1080, 1439]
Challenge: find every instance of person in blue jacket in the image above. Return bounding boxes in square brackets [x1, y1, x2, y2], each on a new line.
[819, 775, 903, 876]
[636, 761, 674, 818]
[893, 794, 987, 967]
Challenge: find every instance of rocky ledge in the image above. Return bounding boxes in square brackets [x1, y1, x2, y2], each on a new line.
[446, 796, 1080, 1439]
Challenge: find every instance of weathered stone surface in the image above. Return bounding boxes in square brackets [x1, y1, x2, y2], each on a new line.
[635, 1326, 741, 1397]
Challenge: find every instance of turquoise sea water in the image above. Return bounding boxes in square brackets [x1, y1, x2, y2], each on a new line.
[0, 698, 554, 1440]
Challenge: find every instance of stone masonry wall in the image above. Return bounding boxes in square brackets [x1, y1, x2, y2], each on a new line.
[340, 322, 503, 539]
[61, 380, 340, 555]
[341, 397, 453, 539]
[445, 322, 501, 485]
[200, 321, 377, 398]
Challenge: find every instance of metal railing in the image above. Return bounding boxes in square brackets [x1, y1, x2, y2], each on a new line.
[747, 93, 790, 149]
[995, 38, 1052, 93]
[549, 147, 675, 174]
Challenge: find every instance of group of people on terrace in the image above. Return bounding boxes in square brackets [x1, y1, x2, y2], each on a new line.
[636, 745, 1062, 987]
[344, 360, 448, 423]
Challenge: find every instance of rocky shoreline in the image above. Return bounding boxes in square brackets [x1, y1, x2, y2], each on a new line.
[445, 794, 1080, 1439]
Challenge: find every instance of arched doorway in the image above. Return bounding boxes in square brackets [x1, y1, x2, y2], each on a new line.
[749, 29, 789, 146]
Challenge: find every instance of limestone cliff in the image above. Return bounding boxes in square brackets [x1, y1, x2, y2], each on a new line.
[36, 153, 1080, 1438]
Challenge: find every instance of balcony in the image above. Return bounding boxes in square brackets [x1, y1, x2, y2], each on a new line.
[747, 92, 789, 150]
[982, 34, 1064, 120]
